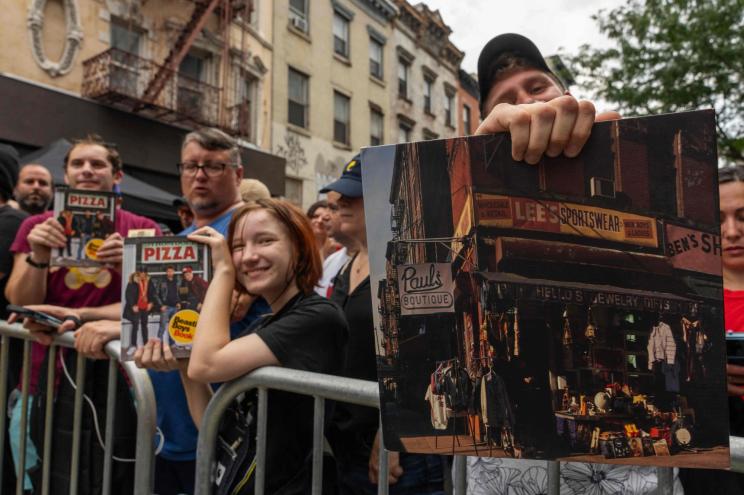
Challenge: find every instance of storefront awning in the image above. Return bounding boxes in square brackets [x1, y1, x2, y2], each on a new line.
[476, 271, 703, 314]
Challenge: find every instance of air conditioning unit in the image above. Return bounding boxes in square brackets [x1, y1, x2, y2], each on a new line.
[590, 177, 616, 198]
[290, 16, 307, 32]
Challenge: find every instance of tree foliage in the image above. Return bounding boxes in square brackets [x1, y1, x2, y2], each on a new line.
[569, 0, 744, 163]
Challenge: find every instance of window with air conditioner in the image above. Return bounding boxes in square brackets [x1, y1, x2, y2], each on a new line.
[590, 177, 616, 198]
[289, 0, 308, 32]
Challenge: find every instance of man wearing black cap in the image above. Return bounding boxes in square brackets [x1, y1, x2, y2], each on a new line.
[475, 33, 620, 164]
[463, 34, 683, 495]
[322, 155, 445, 494]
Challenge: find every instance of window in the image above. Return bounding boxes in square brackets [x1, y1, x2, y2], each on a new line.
[398, 59, 409, 99]
[333, 91, 350, 145]
[289, 0, 308, 32]
[398, 119, 412, 143]
[111, 22, 141, 55]
[285, 177, 303, 206]
[424, 77, 433, 113]
[288, 68, 309, 128]
[463, 104, 472, 134]
[370, 108, 384, 146]
[178, 52, 208, 120]
[445, 91, 455, 127]
[110, 21, 142, 96]
[423, 128, 438, 141]
[232, 74, 256, 141]
[369, 38, 383, 79]
[332, 12, 349, 57]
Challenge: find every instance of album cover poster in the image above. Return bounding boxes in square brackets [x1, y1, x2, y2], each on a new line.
[361, 110, 729, 468]
[51, 187, 116, 266]
[120, 237, 211, 360]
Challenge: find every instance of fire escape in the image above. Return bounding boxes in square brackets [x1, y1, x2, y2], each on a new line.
[82, 0, 253, 138]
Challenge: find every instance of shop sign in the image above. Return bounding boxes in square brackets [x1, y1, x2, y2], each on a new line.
[488, 281, 698, 314]
[664, 224, 721, 276]
[476, 193, 658, 248]
[397, 263, 455, 315]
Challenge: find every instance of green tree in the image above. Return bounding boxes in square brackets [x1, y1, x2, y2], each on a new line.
[569, 0, 744, 163]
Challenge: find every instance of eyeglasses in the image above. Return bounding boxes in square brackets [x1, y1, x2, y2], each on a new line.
[177, 161, 233, 177]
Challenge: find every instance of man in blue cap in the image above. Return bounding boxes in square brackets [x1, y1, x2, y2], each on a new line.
[322, 154, 446, 494]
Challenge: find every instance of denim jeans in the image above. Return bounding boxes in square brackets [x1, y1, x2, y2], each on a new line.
[336, 453, 445, 495]
[158, 306, 178, 344]
[8, 390, 39, 491]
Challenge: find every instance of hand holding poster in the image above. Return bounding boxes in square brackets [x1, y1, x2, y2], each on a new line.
[52, 187, 116, 266]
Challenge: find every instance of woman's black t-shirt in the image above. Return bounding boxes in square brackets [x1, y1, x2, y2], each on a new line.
[235, 292, 347, 494]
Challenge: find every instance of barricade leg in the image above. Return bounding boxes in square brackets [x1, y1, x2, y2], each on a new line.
[0, 335, 9, 491]
[547, 461, 560, 495]
[41, 345, 56, 495]
[118, 360, 156, 494]
[452, 455, 466, 494]
[16, 340, 31, 495]
[102, 359, 118, 495]
[656, 467, 674, 495]
[311, 396, 325, 495]
[377, 419, 388, 495]
[255, 387, 268, 495]
[69, 351, 87, 495]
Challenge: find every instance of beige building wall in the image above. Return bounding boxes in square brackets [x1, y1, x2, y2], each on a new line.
[0, 0, 274, 150]
[271, 0, 397, 208]
[389, 1, 463, 145]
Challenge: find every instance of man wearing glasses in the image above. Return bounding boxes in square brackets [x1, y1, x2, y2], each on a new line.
[151, 128, 270, 495]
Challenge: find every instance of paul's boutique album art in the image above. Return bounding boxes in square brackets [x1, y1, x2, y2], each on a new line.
[120, 237, 211, 360]
[52, 187, 116, 266]
[361, 110, 729, 468]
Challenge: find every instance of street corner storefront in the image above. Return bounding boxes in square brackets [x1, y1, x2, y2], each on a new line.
[459, 272, 727, 462]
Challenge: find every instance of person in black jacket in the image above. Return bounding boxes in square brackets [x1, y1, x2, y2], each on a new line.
[124, 267, 159, 350]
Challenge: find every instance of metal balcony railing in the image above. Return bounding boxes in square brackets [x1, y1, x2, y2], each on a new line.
[81, 48, 222, 132]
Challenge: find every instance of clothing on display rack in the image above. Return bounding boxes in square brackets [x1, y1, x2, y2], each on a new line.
[647, 321, 676, 369]
[682, 317, 708, 381]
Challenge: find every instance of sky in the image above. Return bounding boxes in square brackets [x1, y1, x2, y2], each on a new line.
[421, 0, 625, 77]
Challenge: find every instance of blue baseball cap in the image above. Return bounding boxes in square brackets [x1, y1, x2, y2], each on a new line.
[319, 154, 362, 198]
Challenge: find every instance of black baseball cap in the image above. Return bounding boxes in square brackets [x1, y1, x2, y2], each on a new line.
[477, 33, 559, 115]
[319, 154, 362, 198]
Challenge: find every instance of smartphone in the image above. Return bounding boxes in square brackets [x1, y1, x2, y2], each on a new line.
[6, 304, 62, 329]
[727, 331, 744, 365]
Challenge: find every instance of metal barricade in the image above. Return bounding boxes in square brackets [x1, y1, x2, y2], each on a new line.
[0, 321, 157, 495]
[193, 365, 744, 495]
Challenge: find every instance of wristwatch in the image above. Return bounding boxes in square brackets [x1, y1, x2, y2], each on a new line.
[25, 254, 50, 269]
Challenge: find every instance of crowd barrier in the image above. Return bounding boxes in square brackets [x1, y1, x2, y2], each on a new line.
[2, 320, 744, 495]
[0, 321, 156, 495]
